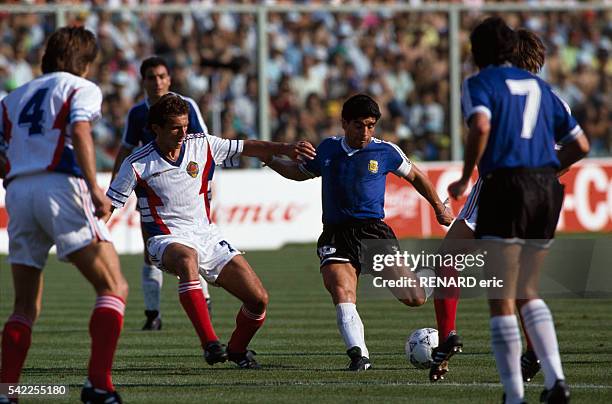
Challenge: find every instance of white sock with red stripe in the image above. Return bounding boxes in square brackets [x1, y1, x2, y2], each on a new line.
[336, 303, 369, 358]
[228, 306, 266, 353]
[88, 295, 125, 392]
[142, 264, 163, 311]
[178, 280, 217, 346]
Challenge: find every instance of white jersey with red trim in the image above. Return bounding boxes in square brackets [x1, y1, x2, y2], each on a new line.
[0, 72, 102, 180]
[107, 133, 243, 237]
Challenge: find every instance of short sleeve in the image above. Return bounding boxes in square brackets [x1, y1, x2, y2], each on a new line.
[71, 82, 102, 123]
[298, 142, 325, 178]
[551, 91, 583, 145]
[206, 134, 244, 167]
[461, 75, 493, 123]
[384, 142, 412, 177]
[107, 160, 137, 208]
[185, 97, 208, 134]
[121, 107, 139, 149]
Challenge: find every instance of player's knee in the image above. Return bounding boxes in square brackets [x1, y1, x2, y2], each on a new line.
[172, 253, 198, 279]
[400, 295, 426, 307]
[249, 288, 269, 313]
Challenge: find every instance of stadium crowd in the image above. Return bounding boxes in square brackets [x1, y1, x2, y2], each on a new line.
[0, 4, 610, 168]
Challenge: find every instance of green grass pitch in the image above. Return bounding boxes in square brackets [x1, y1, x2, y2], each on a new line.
[1, 244, 611, 403]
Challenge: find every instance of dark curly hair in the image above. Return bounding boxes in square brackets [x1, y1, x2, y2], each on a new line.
[470, 17, 518, 69]
[147, 93, 189, 129]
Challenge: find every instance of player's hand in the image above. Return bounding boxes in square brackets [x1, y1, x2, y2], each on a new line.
[287, 140, 316, 162]
[435, 198, 454, 226]
[90, 185, 112, 219]
[447, 179, 468, 200]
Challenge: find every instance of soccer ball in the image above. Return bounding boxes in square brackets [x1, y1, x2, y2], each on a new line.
[405, 328, 439, 369]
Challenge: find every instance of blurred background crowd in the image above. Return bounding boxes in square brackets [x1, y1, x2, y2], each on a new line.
[0, 1, 610, 169]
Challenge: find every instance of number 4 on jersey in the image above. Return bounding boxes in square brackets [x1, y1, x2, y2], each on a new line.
[18, 88, 49, 136]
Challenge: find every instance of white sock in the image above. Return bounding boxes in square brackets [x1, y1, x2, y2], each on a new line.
[199, 275, 210, 299]
[336, 303, 369, 358]
[142, 264, 163, 311]
[520, 299, 565, 389]
[490, 315, 524, 404]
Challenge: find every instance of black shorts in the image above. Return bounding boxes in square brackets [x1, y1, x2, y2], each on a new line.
[316, 219, 398, 273]
[476, 168, 564, 246]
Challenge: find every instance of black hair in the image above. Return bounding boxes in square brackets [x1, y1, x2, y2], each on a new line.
[140, 56, 170, 79]
[341, 93, 381, 122]
[470, 16, 518, 69]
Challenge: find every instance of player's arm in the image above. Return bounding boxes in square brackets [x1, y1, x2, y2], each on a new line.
[448, 112, 490, 199]
[106, 159, 137, 222]
[112, 108, 138, 181]
[72, 121, 112, 218]
[403, 164, 453, 226]
[556, 134, 590, 176]
[242, 139, 316, 162]
[264, 157, 313, 181]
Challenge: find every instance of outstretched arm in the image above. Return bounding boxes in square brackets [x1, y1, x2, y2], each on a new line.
[264, 157, 313, 181]
[242, 140, 316, 163]
[404, 164, 453, 226]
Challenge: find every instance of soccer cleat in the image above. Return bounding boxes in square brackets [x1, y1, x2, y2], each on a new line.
[204, 341, 228, 365]
[228, 349, 261, 369]
[80, 379, 122, 404]
[521, 349, 541, 382]
[142, 310, 162, 331]
[346, 346, 372, 371]
[429, 332, 463, 382]
[540, 379, 570, 404]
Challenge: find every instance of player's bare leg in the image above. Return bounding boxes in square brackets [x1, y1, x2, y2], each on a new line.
[160, 243, 223, 364]
[516, 245, 569, 402]
[216, 255, 268, 369]
[483, 242, 524, 404]
[1, 265, 43, 391]
[429, 220, 472, 381]
[68, 240, 127, 403]
[321, 263, 370, 371]
[381, 264, 426, 306]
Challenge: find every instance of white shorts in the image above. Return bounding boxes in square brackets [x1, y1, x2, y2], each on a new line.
[146, 223, 240, 284]
[456, 177, 483, 232]
[6, 173, 112, 269]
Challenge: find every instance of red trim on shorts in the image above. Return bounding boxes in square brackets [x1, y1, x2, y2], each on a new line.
[78, 178, 103, 241]
[200, 146, 214, 223]
[135, 172, 171, 234]
[47, 88, 78, 171]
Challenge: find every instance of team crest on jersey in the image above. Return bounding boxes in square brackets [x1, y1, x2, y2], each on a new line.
[368, 160, 379, 173]
[186, 161, 199, 178]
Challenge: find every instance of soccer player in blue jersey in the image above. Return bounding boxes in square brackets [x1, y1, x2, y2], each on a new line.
[448, 17, 589, 404]
[429, 27, 559, 384]
[111, 56, 212, 331]
[264, 94, 454, 371]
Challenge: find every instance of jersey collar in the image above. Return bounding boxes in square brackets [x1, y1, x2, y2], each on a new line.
[153, 141, 186, 167]
[341, 136, 370, 156]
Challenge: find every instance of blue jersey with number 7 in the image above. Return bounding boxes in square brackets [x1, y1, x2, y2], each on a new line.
[461, 65, 582, 176]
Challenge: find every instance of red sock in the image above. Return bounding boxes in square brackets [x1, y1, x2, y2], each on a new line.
[88, 295, 125, 392]
[228, 306, 266, 353]
[433, 265, 460, 340]
[519, 312, 534, 352]
[178, 281, 218, 346]
[1, 314, 33, 383]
